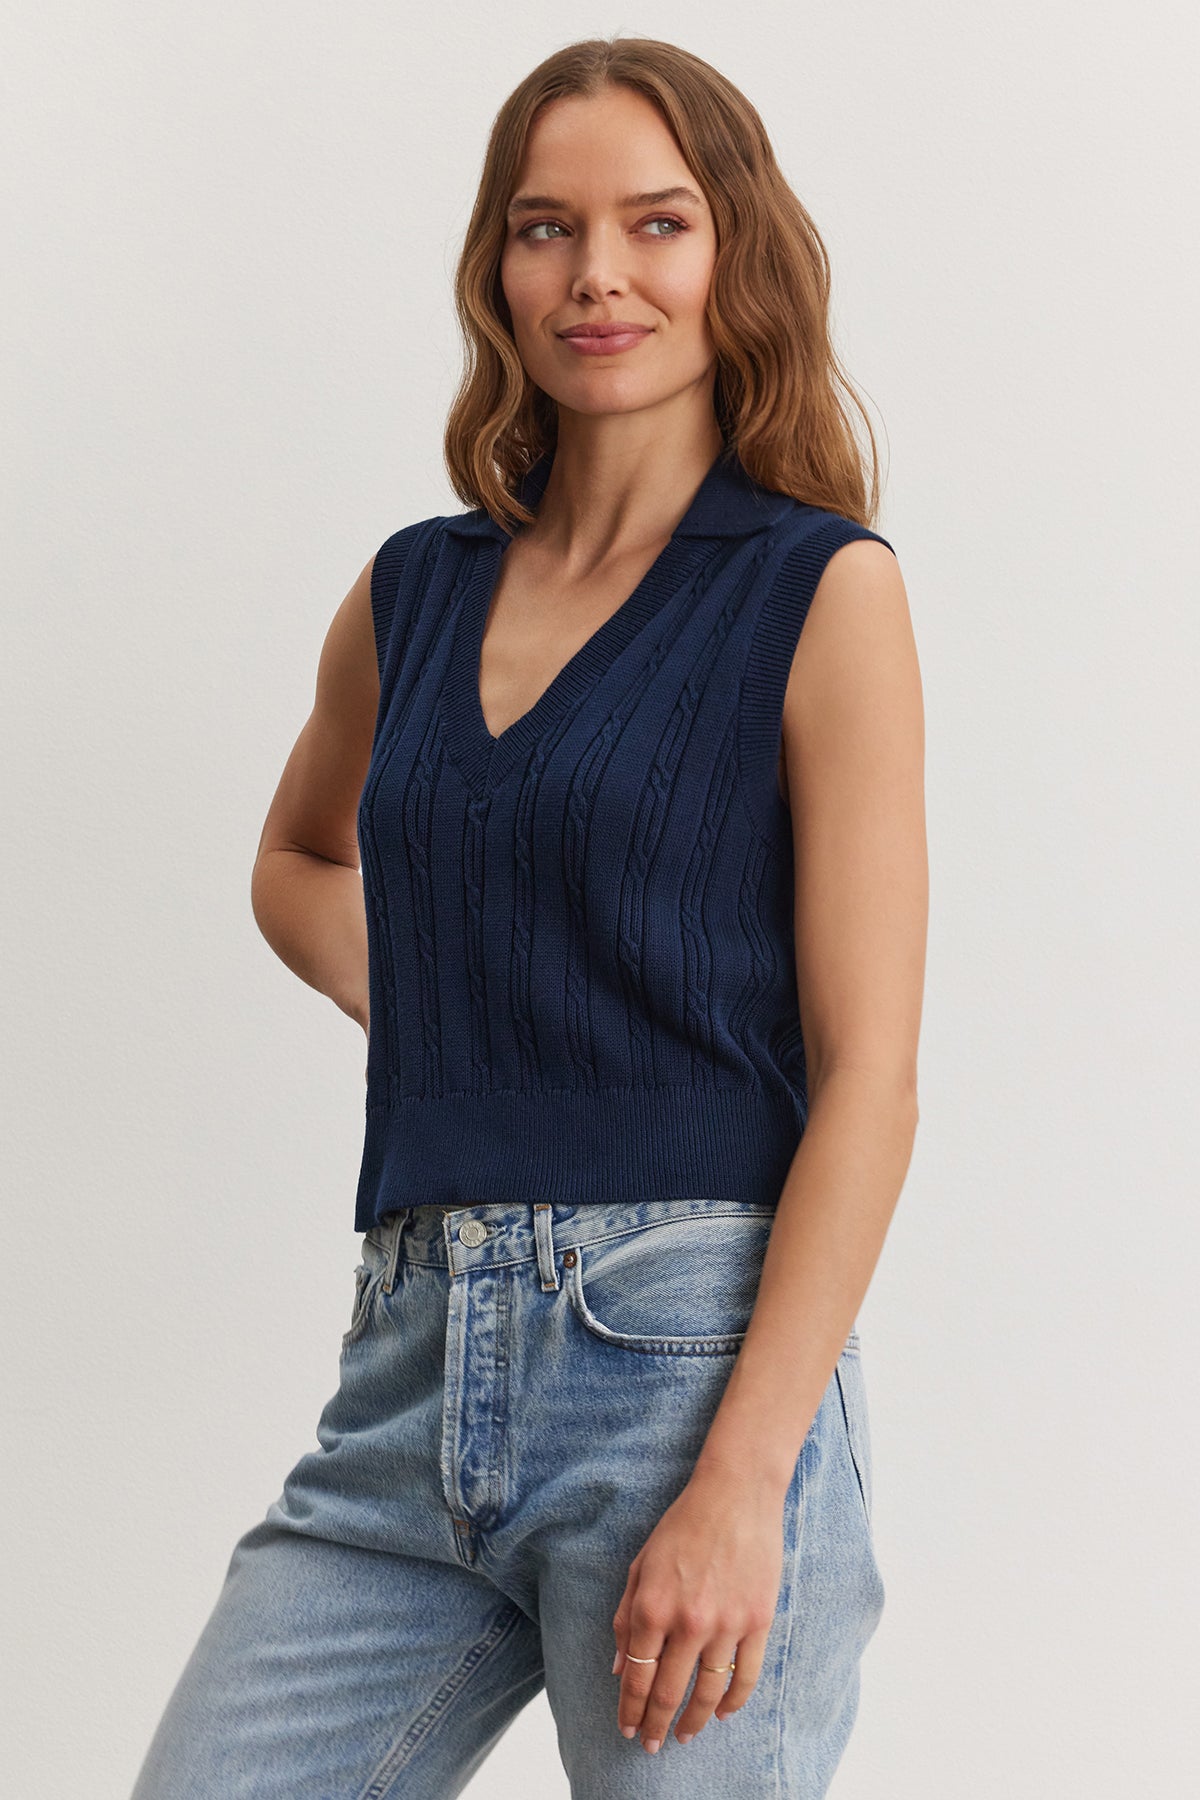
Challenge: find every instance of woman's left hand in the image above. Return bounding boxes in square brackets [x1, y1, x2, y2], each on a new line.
[611, 1461, 786, 1754]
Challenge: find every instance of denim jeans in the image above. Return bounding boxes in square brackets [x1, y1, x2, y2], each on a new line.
[130, 1198, 885, 1797]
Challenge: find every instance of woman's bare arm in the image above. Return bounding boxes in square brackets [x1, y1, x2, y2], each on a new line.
[694, 535, 927, 1495]
[249, 552, 380, 1036]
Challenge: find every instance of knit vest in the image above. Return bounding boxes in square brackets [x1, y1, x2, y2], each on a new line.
[352, 445, 894, 1229]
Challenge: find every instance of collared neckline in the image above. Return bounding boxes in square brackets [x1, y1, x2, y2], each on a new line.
[441, 444, 794, 542]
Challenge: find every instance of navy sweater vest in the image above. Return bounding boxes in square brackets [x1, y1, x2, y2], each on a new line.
[352, 445, 894, 1229]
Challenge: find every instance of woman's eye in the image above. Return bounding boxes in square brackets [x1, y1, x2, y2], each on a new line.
[518, 215, 687, 242]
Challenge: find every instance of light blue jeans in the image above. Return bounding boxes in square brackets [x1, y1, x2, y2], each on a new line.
[130, 1199, 884, 1797]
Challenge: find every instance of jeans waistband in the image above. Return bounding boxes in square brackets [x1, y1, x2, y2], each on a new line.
[368, 1198, 780, 1297]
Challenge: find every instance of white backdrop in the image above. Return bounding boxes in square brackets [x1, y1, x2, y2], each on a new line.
[3, 3, 1197, 1794]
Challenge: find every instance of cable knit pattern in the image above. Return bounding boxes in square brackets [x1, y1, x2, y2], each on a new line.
[352, 446, 895, 1226]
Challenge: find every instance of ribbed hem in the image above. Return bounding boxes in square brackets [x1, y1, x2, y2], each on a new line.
[352, 1085, 804, 1230]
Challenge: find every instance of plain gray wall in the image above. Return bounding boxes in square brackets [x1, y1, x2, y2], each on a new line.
[3, 3, 1197, 1794]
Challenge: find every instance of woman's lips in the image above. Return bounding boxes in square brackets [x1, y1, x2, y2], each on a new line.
[558, 328, 652, 356]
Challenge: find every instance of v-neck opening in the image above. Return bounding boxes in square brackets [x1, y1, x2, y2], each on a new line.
[443, 531, 705, 796]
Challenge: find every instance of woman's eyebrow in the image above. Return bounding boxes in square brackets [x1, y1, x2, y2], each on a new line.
[506, 186, 705, 217]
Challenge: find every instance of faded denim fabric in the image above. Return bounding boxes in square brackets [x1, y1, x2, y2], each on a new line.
[131, 1199, 884, 1798]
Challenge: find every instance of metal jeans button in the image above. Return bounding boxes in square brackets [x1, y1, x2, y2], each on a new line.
[457, 1219, 489, 1247]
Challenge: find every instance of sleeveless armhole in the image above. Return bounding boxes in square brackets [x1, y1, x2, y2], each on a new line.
[368, 522, 426, 682]
[736, 516, 897, 847]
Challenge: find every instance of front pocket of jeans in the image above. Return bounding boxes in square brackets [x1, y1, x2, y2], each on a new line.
[341, 1230, 389, 1350]
[564, 1210, 775, 1356]
[833, 1344, 874, 1527]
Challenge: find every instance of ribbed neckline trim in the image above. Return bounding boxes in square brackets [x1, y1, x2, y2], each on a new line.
[442, 444, 793, 542]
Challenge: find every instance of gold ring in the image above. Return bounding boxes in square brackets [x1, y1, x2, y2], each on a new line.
[699, 1659, 736, 1673]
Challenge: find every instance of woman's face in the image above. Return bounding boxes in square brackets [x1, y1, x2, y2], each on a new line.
[499, 86, 719, 425]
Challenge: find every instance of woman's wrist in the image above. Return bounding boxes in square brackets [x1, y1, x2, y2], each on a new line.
[690, 1441, 793, 1506]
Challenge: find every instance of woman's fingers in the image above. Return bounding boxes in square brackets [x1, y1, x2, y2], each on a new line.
[644, 1638, 736, 1751]
[678, 1625, 767, 1740]
[672, 1644, 739, 1742]
[618, 1630, 749, 1753]
[610, 1551, 643, 1677]
[615, 1613, 772, 1750]
[615, 1639, 669, 1744]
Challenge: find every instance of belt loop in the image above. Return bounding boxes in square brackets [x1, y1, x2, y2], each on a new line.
[384, 1208, 411, 1294]
[533, 1203, 559, 1291]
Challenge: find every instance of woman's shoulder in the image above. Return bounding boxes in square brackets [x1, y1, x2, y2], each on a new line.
[735, 503, 900, 636]
[373, 511, 454, 564]
[767, 497, 895, 553]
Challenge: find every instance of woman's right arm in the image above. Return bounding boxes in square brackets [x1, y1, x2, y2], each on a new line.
[249, 550, 380, 1041]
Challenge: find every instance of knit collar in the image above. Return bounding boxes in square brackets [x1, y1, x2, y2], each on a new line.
[441, 444, 793, 542]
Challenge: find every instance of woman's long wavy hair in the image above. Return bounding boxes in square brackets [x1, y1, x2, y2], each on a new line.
[444, 36, 884, 533]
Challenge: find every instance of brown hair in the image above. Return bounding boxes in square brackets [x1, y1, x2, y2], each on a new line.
[443, 36, 885, 533]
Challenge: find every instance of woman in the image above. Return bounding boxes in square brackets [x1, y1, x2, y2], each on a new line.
[132, 35, 925, 1800]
